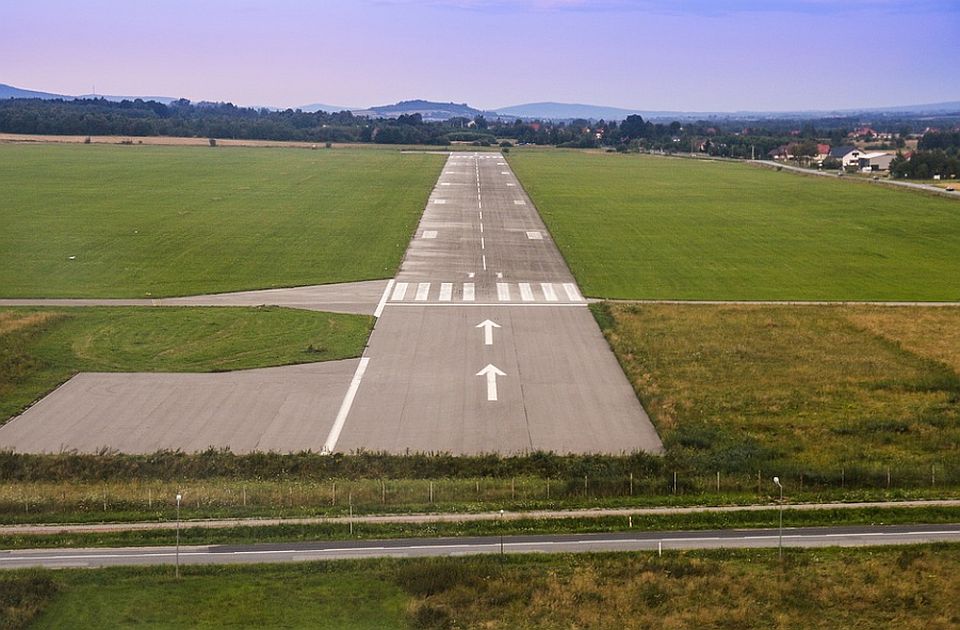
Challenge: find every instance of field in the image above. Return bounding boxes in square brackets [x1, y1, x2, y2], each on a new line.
[0, 143, 444, 298]
[508, 150, 960, 301]
[0, 307, 372, 422]
[4, 546, 959, 629]
[593, 303, 960, 473]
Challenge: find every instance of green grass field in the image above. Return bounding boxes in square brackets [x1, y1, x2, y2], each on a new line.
[593, 303, 960, 473]
[0, 144, 444, 298]
[508, 151, 960, 300]
[0, 307, 372, 422]
[5, 546, 959, 629]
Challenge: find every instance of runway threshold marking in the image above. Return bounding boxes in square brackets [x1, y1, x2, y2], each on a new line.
[415, 283, 430, 301]
[322, 357, 370, 454]
[391, 282, 408, 301]
[439, 283, 453, 302]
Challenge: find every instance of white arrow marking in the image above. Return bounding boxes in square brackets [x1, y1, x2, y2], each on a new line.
[476, 319, 501, 346]
[476, 364, 506, 401]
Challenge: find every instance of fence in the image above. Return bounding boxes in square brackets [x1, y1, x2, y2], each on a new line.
[1, 463, 957, 521]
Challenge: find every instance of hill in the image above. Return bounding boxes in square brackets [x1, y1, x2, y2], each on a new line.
[355, 100, 485, 121]
[0, 83, 67, 100]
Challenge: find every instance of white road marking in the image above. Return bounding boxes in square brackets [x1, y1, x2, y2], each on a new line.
[374, 280, 395, 318]
[541, 283, 559, 302]
[497, 272, 503, 279]
[507, 183, 516, 187]
[468, 272, 475, 279]
[476, 319, 501, 345]
[463, 283, 475, 301]
[480, 237, 485, 249]
[422, 230, 438, 239]
[497, 162, 507, 165]
[439, 283, 453, 302]
[563, 283, 584, 302]
[501, 171, 510, 175]
[482, 255, 487, 271]
[514, 200, 526, 205]
[497, 283, 511, 301]
[479, 223, 483, 233]
[391, 282, 408, 301]
[322, 357, 370, 454]
[440, 183, 452, 186]
[476, 364, 506, 401]
[526, 231, 542, 240]
[519, 283, 534, 302]
[433, 199, 447, 204]
[415, 283, 430, 301]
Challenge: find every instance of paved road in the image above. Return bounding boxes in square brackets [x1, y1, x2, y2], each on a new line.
[4, 500, 958, 536]
[0, 280, 387, 315]
[2, 524, 957, 569]
[331, 153, 662, 454]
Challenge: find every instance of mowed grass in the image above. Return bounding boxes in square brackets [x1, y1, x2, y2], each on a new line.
[593, 303, 960, 472]
[0, 143, 444, 298]
[508, 151, 960, 300]
[6, 546, 960, 629]
[0, 307, 372, 422]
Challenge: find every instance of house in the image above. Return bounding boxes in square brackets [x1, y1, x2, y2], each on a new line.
[858, 152, 895, 172]
[829, 145, 862, 168]
[816, 144, 831, 160]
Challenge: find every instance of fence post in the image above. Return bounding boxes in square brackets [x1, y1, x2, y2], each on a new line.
[584, 475, 588, 497]
[757, 470, 761, 495]
[546, 479, 550, 499]
[932, 464, 936, 486]
[511, 478, 516, 500]
[148, 488, 152, 509]
[630, 473, 634, 496]
[429, 481, 434, 503]
[332, 481, 337, 506]
[673, 471, 677, 495]
[716, 471, 720, 493]
[886, 468, 891, 489]
[243, 486, 247, 507]
[381, 480, 386, 504]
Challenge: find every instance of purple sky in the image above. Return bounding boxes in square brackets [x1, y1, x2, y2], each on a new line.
[3, 0, 957, 111]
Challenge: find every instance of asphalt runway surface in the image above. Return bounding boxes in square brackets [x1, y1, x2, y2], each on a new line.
[0, 152, 661, 455]
[2, 524, 957, 569]
[0, 362, 360, 454]
[332, 153, 662, 454]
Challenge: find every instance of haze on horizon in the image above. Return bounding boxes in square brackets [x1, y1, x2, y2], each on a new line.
[2, 0, 958, 112]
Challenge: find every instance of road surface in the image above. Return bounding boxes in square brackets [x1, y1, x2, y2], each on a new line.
[2, 524, 957, 569]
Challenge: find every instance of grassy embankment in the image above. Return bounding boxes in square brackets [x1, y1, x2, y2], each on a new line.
[507, 150, 960, 301]
[0, 308, 372, 422]
[0, 143, 444, 298]
[4, 546, 959, 629]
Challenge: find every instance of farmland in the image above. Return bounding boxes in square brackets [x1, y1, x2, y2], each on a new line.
[0, 143, 444, 298]
[508, 150, 960, 301]
[5, 546, 959, 629]
[0, 307, 372, 422]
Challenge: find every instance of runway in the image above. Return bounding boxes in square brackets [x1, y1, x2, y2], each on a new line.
[0, 152, 662, 455]
[2, 524, 957, 569]
[332, 153, 662, 454]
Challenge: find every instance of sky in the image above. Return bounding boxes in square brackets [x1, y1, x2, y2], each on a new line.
[2, 0, 958, 112]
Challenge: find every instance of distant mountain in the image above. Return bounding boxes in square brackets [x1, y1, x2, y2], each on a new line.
[494, 102, 651, 121]
[298, 103, 355, 113]
[355, 100, 486, 121]
[0, 83, 68, 100]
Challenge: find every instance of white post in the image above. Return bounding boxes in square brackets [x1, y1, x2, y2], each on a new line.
[175, 493, 182, 579]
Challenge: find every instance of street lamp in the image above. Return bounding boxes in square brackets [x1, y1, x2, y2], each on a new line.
[772, 477, 783, 559]
[499, 509, 505, 558]
[175, 493, 182, 579]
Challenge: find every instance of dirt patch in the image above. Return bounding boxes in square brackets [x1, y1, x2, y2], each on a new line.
[0, 311, 63, 335]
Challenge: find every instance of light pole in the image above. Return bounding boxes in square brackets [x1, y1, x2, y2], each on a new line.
[499, 509, 505, 558]
[772, 477, 783, 559]
[175, 493, 182, 579]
